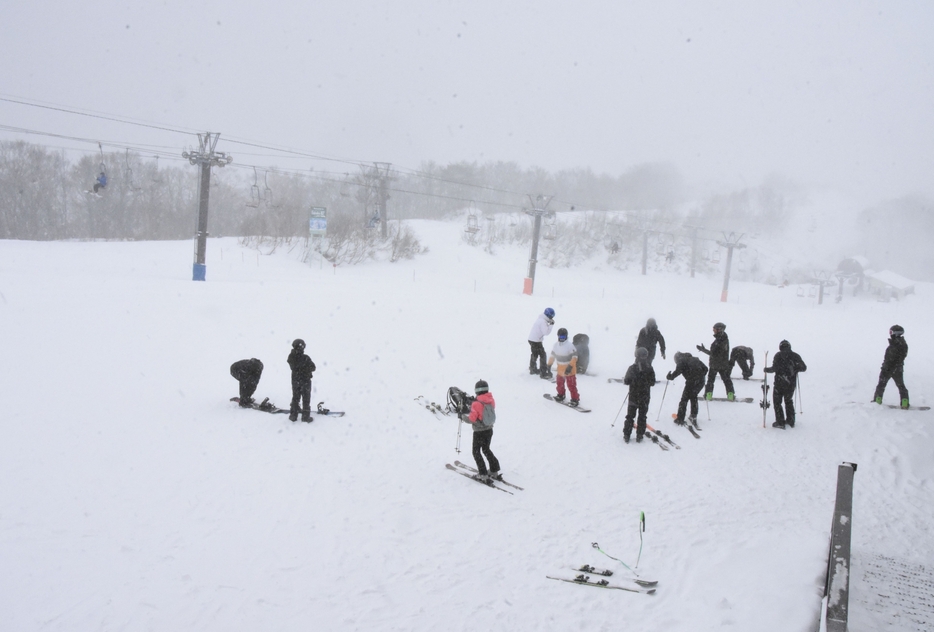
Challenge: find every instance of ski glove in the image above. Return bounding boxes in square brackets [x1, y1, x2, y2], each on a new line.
[696, 344, 706, 352]
[564, 365, 572, 376]
[666, 372, 674, 381]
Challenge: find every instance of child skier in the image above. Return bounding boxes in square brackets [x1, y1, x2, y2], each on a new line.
[763, 340, 807, 428]
[623, 347, 656, 443]
[666, 351, 707, 427]
[636, 318, 666, 365]
[230, 358, 264, 407]
[697, 322, 735, 401]
[528, 307, 556, 378]
[547, 328, 580, 406]
[287, 339, 316, 422]
[873, 325, 909, 408]
[462, 380, 501, 482]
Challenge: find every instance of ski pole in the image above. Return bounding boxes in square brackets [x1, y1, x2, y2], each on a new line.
[654, 381, 669, 421]
[611, 393, 630, 427]
[796, 374, 803, 414]
[455, 415, 463, 453]
[635, 512, 646, 569]
[591, 541, 638, 577]
[704, 395, 711, 421]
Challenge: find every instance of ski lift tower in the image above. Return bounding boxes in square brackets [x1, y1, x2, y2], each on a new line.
[716, 232, 746, 302]
[183, 132, 233, 281]
[522, 194, 553, 295]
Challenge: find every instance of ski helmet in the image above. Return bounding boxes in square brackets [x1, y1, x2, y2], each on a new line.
[474, 379, 489, 395]
[890, 325, 905, 337]
[635, 347, 648, 360]
[646, 318, 657, 329]
[544, 307, 555, 319]
[292, 338, 306, 350]
[673, 351, 685, 363]
[557, 328, 568, 341]
[779, 340, 791, 351]
[713, 322, 726, 332]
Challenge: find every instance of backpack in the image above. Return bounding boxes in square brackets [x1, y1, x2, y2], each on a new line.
[446, 387, 475, 416]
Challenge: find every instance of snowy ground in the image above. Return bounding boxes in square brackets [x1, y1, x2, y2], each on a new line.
[1, 221, 932, 631]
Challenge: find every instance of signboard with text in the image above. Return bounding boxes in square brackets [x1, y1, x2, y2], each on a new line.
[309, 206, 327, 236]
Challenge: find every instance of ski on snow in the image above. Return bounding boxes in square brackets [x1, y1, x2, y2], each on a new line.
[445, 464, 513, 494]
[646, 425, 680, 449]
[543, 393, 591, 412]
[707, 396, 755, 403]
[453, 461, 524, 490]
[572, 565, 659, 588]
[671, 414, 702, 438]
[546, 574, 656, 594]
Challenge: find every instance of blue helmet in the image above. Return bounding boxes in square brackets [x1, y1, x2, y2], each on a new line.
[544, 307, 555, 319]
[557, 328, 568, 341]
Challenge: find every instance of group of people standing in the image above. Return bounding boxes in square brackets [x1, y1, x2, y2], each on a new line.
[230, 339, 316, 422]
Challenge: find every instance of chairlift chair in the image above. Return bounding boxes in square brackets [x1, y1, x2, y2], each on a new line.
[711, 249, 721, 263]
[542, 212, 557, 240]
[263, 171, 274, 208]
[247, 167, 260, 208]
[808, 286, 817, 298]
[465, 212, 480, 234]
[124, 149, 142, 192]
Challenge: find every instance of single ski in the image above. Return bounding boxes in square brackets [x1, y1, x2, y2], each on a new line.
[230, 397, 289, 414]
[445, 464, 513, 494]
[646, 424, 680, 449]
[453, 461, 524, 490]
[546, 574, 656, 594]
[573, 566, 659, 588]
[316, 402, 345, 417]
[707, 396, 755, 403]
[608, 378, 661, 385]
[672, 414, 702, 438]
[687, 424, 701, 439]
[644, 431, 669, 450]
[760, 352, 771, 428]
[543, 393, 591, 412]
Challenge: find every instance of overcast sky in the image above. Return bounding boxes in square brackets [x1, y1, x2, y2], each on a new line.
[2, 0, 932, 201]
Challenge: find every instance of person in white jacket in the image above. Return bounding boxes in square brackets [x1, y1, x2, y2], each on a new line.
[528, 307, 555, 379]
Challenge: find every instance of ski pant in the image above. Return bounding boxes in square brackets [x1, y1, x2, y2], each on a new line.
[730, 351, 754, 379]
[472, 428, 500, 476]
[624, 400, 649, 439]
[874, 366, 908, 403]
[676, 378, 705, 422]
[290, 378, 311, 416]
[556, 373, 579, 400]
[773, 387, 796, 426]
[529, 340, 548, 375]
[705, 366, 735, 396]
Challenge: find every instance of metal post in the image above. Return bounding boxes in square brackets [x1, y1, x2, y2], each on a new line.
[823, 462, 857, 632]
[523, 195, 552, 295]
[182, 132, 233, 281]
[717, 232, 746, 302]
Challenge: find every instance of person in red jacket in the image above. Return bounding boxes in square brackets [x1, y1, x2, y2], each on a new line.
[463, 379, 502, 482]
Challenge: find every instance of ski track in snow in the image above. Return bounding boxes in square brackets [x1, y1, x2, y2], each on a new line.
[0, 222, 932, 631]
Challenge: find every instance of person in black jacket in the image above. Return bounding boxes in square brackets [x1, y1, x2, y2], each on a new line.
[636, 318, 666, 365]
[622, 347, 656, 443]
[730, 345, 756, 380]
[763, 340, 807, 428]
[873, 325, 909, 408]
[287, 339, 316, 422]
[667, 352, 708, 427]
[230, 358, 264, 407]
[697, 322, 734, 400]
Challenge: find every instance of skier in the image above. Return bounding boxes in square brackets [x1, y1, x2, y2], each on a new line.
[230, 358, 264, 407]
[287, 339, 316, 422]
[622, 347, 656, 443]
[93, 171, 107, 194]
[636, 318, 666, 365]
[666, 351, 707, 427]
[572, 333, 590, 374]
[461, 379, 501, 482]
[873, 325, 910, 408]
[547, 327, 580, 406]
[763, 340, 807, 428]
[697, 322, 735, 401]
[528, 307, 556, 379]
[730, 345, 756, 380]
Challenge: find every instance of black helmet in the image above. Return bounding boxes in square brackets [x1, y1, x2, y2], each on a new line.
[635, 347, 648, 360]
[713, 322, 726, 332]
[779, 340, 791, 351]
[673, 351, 685, 363]
[890, 325, 904, 337]
[557, 328, 568, 341]
[475, 379, 489, 394]
[292, 338, 306, 350]
[646, 318, 657, 329]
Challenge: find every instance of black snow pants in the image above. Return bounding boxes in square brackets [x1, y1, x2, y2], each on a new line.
[677, 378, 705, 422]
[874, 366, 909, 403]
[624, 400, 649, 439]
[290, 378, 311, 417]
[472, 428, 500, 476]
[773, 387, 796, 426]
[705, 366, 735, 397]
[529, 341, 548, 375]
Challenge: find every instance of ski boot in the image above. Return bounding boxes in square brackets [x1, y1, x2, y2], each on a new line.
[873, 396, 883, 404]
[289, 412, 298, 422]
[490, 471, 503, 481]
[623, 434, 631, 444]
[239, 397, 254, 408]
[901, 398, 910, 409]
[705, 391, 713, 401]
[636, 434, 644, 443]
[772, 420, 786, 429]
[673, 417, 686, 426]
[474, 473, 491, 484]
[727, 392, 735, 402]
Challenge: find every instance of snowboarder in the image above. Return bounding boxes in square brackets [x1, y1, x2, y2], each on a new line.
[763, 340, 807, 428]
[528, 307, 555, 379]
[622, 347, 656, 443]
[873, 325, 909, 408]
[230, 358, 264, 407]
[636, 318, 666, 365]
[461, 379, 501, 482]
[93, 171, 107, 194]
[666, 351, 707, 427]
[730, 345, 756, 380]
[572, 333, 590, 374]
[697, 322, 735, 401]
[287, 339, 316, 422]
[547, 328, 580, 406]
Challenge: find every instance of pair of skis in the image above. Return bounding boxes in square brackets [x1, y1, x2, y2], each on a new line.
[445, 461, 523, 494]
[546, 568, 657, 594]
[642, 425, 680, 450]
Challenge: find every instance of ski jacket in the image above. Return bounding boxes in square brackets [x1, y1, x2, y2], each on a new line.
[764, 351, 806, 390]
[97, 173, 107, 187]
[230, 358, 264, 381]
[668, 354, 707, 382]
[636, 326, 666, 359]
[548, 339, 578, 376]
[698, 332, 730, 370]
[528, 313, 555, 343]
[731, 346, 754, 364]
[623, 361, 656, 404]
[467, 392, 496, 432]
[881, 337, 908, 373]
[287, 349, 316, 382]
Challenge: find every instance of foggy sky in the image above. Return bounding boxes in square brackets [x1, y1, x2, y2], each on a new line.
[2, 0, 932, 201]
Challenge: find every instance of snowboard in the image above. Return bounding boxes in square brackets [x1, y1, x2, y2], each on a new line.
[543, 393, 591, 412]
[315, 402, 346, 417]
[230, 397, 289, 414]
[607, 378, 661, 385]
[706, 396, 754, 403]
[872, 403, 931, 411]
